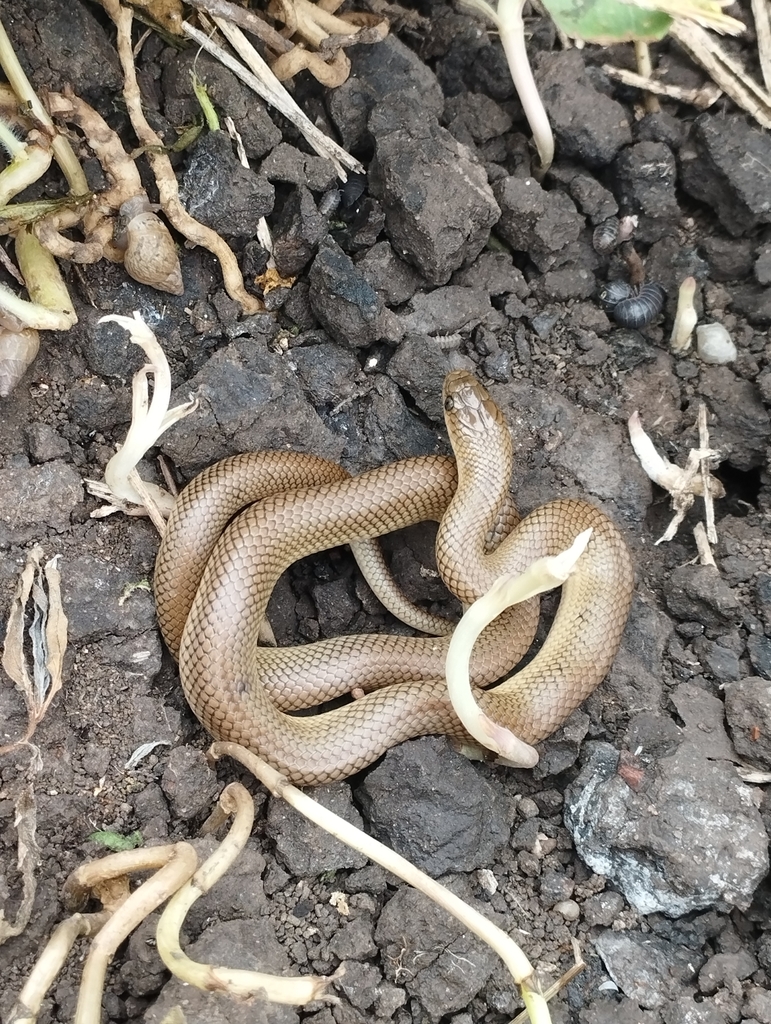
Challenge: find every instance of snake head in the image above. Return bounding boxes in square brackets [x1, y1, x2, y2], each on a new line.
[442, 371, 504, 436]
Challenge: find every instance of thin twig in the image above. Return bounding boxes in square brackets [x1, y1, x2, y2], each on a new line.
[698, 402, 718, 545]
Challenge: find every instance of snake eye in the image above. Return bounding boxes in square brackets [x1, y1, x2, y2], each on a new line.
[444, 396, 454, 412]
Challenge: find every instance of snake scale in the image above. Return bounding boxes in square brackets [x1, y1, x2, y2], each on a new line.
[155, 371, 634, 785]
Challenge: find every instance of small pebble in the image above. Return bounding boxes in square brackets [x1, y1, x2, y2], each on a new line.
[518, 797, 540, 819]
[696, 322, 737, 364]
[554, 899, 581, 921]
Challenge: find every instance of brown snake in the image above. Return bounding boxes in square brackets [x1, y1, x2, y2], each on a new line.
[155, 371, 634, 785]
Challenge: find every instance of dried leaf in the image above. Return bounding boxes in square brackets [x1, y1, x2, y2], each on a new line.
[0, 545, 68, 754]
[0, 783, 39, 943]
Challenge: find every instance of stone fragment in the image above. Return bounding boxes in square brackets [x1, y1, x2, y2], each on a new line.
[272, 186, 329, 276]
[680, 114, 771, 235]
[266, 784, 368, 875]
[604, 597, 670, 716]
[161, 335, 346, 474]
[665, 565, 741, 631]
[535, 51, 633, 167]
[698, 950, 757, 994]
[308, 238, 384, 348]
[369, 99, 499, 285]
[161, 746, 220, 821]
[180, 130, 274, 241]
[328, 36, 444, 151]
[594, 930, 698, 1008]
[163, 50, 281, 160]
[611, 142, 679, 242]
[375, 882, 501, 1020]
[452, 250, 530, 297]
[493, 175, 584, 272]
[260, 143, 337, 192]
[355, 241, 427, 306]
[724, 677, 771, 767]
[564, 684, 768, 915]
[357, 737, 509, 875]
[444, 92, 513, 143]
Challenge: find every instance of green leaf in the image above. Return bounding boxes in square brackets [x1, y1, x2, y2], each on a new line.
[89, 829, 144, 851]
[543, 0, 672, 42]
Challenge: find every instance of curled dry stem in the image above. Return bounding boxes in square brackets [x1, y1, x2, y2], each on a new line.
[445, 529, 593, 768]
[73, 844, 199, 1024]
[101, 0, 262, 313]
[156, 782, 338, 1003]
[6, 912, 111, 1024]
[209, 742, 552, 1022]
[86, 313, 197, 520]
[628, 409, 724, 545]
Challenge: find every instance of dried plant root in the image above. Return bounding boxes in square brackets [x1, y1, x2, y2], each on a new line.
[156, 783, 340, 1003]
[6, 912, 111, 1024]
[101, 0, 262, 313]
[210, 743, 553, 1023]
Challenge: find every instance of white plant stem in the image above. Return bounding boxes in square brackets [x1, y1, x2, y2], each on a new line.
[445, 529, 593, 766]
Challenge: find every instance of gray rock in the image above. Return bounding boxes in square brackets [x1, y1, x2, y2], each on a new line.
[699, 368, 770, 471]
[0, 459, 82, 545]
[532, 264, 597, 301]
[334, 960, 383, 1011]
[583, 890, 625, 927]
[266, 784, 368, 875]
[748, 635, 771, 679]
[387, 336, 468, 423]
[535, 51, 633, 167]
[355, 241, 427, 306]
[24, 422, 70, 462]
[745, 987, 771, 1024]
[160, 335, 346, 475]
[605, 596, 671, 715]
[594, 930, 698, 1008]
[180, 130, 274, 241]
[313, 577, 360, 637]
[724, 677, 771, 767]
[452, 250, 530, 298]
[701, 236, 756, 282]
[399, 285, 498, 338]
[692, 636, 742, 681]
[327, 917, 377, 962]
[357, 736, 509, 875]
[161, 746, 220, 821]
[568, 173, 619, 224]
[144, 918, 300, 1024]
[328, 35, 444, 151]
[444, 92, 512, 144]
[375, 882, 501, 1020]
[493, 175, 584, 272]
[665, 565, 741, 632]
[611, 142, 680, 243]
[698, 950, 757, 994]
[680, 114, 771, 235]
[662, 995, 732, 1024]
[757, 573, 771, 633]
[272, 186, 329, 277]
[369, 100, 499, 285]
[308, 238, 384, 348]
[260, 143, 337, 192]
[564, 683, 768, 916]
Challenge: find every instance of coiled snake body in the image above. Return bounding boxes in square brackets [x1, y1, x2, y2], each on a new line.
[155, 372, 634, 785]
